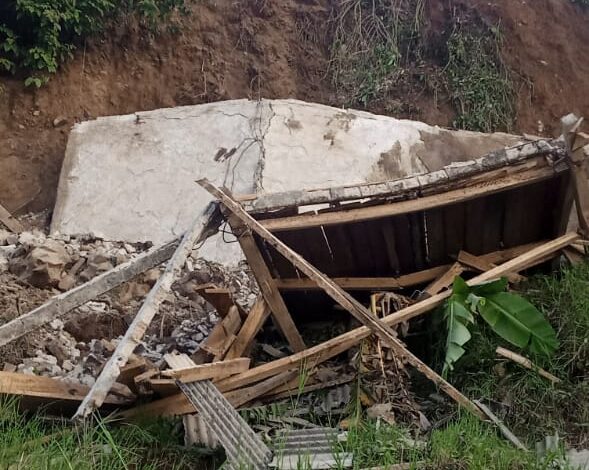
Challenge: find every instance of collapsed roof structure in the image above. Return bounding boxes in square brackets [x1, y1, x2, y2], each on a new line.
[2, 100, 589, 468]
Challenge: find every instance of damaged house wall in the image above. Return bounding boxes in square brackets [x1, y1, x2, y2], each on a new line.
[51, 99, 523, 263]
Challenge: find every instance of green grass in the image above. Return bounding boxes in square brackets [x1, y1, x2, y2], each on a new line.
[0, 399, 216, 469]
[447, 261, 589, 447]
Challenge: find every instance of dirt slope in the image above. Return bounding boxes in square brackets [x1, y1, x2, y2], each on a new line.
[0, 0, 588, 216]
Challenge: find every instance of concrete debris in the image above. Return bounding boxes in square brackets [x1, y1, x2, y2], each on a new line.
[0, 229, 259, 389]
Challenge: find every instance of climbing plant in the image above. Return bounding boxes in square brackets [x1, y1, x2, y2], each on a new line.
[441, 276, 558, 377]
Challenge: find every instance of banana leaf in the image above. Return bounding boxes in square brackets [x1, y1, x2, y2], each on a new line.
[442, 283, 475, 377]
[478, 292, 559, 357]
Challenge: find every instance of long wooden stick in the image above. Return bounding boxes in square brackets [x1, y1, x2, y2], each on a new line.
[496, 347, 561, 384]
[73, 203, 221, 419]
[198, 180, 486, 418]
[0, 241, 178, 347]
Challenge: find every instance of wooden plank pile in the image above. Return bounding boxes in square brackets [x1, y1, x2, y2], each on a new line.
[1, 117, 588, 468]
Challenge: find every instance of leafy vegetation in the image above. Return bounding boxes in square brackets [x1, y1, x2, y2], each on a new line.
[441, 276, 558, 377]
[0, 0, 190, 86]
[445, 23, 515, 132]
[451, 261, 589, 447]
[328, 1, 515, 132]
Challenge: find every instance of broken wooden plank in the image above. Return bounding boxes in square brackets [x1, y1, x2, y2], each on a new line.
[474, 399, 527, 451]
[214, 232, 579, 393]
[0, 371, 133, 406]
[225, 370, 299, 408]
[148, 379, 178, 397]
[192, 305, 242, 363]
[0, 240, 178, 348]
[496, 347, 561, 384]
[273, 266, 450, 291]
[225, 297, 271, 360]
[229, 217, 306, 352]
[0, 202, 24, 233]
[199, 180, 486, 419]
[73, 202, 221, 419]
[259, 163, 561, 232]
[419, 262, 464, 298]
[563, 117, 589, 236]
[458, 250, 524, 284]
[162, 357, 251, 383]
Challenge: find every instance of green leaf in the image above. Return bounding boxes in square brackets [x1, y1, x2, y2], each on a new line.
[452, 275, 471, 299]
[478, 292, 559, 357]
[442, 296, 475, 377]
[471, 277, 508, 296]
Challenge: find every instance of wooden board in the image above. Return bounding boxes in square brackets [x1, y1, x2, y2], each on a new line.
[162, 358, 251, 383]
[225, 297, 271, 360]
[229, 219, 305, 352]
[0, 371, 133, 406]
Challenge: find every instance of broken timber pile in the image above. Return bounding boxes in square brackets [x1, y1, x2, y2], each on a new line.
[2, 122, 589, 467]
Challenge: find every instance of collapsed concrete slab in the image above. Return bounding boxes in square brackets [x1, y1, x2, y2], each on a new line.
[51, 99, 522, 263]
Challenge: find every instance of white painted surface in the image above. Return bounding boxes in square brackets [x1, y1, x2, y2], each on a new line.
[51, 99, 521, 264]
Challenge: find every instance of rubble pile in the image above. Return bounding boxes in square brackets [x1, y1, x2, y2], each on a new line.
[0, 229, 260, 384]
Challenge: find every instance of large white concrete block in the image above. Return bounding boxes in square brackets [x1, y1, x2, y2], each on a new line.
[51, 99, 521, 263]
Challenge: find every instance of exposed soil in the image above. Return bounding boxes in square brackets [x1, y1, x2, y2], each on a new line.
[1, 0, 588, 217]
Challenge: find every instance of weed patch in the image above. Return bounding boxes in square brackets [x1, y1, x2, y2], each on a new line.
[0, 398, 215, 469]
[445, 23, 515, 132]
[328, 0, 425, 107]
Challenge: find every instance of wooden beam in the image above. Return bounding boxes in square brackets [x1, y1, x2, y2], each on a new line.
[162, 358, 251, 383]
[458, 250, 524, 284]
[229, 218, 306, 352]
[0, 240, 178, 348]
[420, 262, 464, 298]
[567, 128, 589, 236]
[73, 203, 221, 419]
[214, 232, 579, 393]
[199, 180, 486, 419]
[225, 297, 271, 360]
[0, 202, 24, 233]
[224, 370, 299, 408]
[259, 163, 559, 232]
[496, 347, 561, 384]
[0, 371, 133, 406]
[192, 305, 241, 363]
[274, 266, 450, 291]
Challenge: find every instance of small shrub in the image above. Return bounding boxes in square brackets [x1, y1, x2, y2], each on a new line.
[0, 0, 190, 85]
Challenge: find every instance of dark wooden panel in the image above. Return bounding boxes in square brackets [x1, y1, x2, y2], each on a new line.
[379, 218, 401, 275]
[409, 212, 426, 270]
[464, 198, 486, 255]
[347, 222, 378, 276]
[391, 214, 415, 274]
[425, 208, 446, 266]
[322, 224, 357, 277]
[481, 192, 506, 253]
[443, 202, 466, 258]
